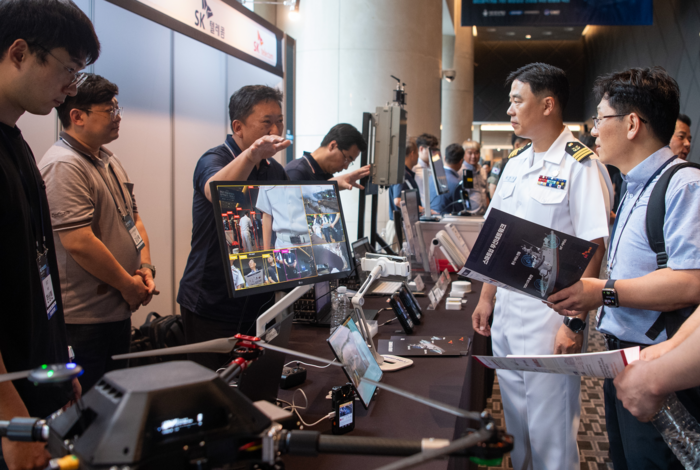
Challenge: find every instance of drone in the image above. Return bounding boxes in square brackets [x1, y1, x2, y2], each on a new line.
[0, 334, 512, 470]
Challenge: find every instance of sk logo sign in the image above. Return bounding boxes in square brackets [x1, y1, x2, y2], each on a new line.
[194, 0, 214, 29]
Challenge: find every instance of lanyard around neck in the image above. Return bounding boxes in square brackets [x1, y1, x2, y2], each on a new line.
[607, 155, 677, 272]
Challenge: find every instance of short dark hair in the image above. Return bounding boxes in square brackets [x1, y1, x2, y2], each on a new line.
[320, 123, 367, 153]
[57, 74, 118, 128]
[506, 63, 569, 113]
[406, 137, 417, 156]
[0, 0, 99, 66]
[593, 66, 680, 144]
[511, 133, 527, 147]
[578, 133, 596, 150]
[445, 143, 465, 164]
[678, 113, 691, 127]
[416, 133, 439, 149]
[228, 85, 283, 124]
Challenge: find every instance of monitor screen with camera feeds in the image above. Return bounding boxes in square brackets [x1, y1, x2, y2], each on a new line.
[210, 181, 354, 298]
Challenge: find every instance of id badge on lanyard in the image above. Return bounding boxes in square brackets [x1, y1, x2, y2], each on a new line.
[36, 250, 57, 319]
[124, 214, 145, 252]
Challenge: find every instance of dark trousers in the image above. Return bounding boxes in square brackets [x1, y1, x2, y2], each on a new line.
[181, 306, 255, 371]
[66, 318, 131, 393]
[604, 378, 700, 469]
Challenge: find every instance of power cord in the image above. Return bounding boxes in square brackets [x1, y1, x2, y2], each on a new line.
[277, 389, 334, 428]
[284, 359, 337, 369]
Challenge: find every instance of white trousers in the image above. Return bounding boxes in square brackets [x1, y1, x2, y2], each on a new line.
[491, 288, 585, 470]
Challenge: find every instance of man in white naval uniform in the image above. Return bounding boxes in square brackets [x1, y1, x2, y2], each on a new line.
[472, 63, 611, 470]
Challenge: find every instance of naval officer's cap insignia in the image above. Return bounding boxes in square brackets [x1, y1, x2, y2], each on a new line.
[565, 142, 594, 163]
[508, 141, 532, 159]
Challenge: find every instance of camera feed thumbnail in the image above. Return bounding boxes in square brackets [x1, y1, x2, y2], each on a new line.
[216, 183, 352, 293]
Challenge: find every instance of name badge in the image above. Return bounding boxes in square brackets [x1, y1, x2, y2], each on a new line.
[537, 175, 566, 190]
[124, 214, 145, 252]
[503, 175, 517, 183]
[36, 251, 57, 319]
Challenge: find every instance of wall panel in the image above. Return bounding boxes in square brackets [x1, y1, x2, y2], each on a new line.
[93, 0, 174, 324]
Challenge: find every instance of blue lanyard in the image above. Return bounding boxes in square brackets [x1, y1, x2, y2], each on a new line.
[607, 156, 677, 272]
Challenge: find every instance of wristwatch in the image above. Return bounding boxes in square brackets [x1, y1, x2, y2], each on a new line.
[602, 279, 618, 307]
[140, 263, 156, 279]
[563, 316, 587, 334]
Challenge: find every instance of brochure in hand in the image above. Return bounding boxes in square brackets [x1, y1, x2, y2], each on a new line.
[458, 208, 599, 302]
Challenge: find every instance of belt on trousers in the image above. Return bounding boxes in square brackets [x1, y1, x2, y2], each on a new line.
[604, 334, 651, 351]
[276, 232, 310, 244]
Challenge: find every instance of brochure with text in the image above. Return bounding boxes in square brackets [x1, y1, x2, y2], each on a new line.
[458, 208, 599, 302]
[474, 347, 640, 379]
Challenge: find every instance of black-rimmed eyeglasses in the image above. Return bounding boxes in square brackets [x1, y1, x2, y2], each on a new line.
[592, 114, 648, 129]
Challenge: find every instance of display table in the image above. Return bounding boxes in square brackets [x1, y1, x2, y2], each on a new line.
[279, 278, 493, 470]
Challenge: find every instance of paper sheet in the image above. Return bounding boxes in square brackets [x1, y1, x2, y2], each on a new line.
[474, 347, 640, 379]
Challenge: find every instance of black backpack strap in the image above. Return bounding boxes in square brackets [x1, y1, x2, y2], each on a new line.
[645, 161, 700, 340]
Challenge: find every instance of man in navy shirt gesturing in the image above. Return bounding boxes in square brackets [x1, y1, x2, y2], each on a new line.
[178, 85, 290, 371]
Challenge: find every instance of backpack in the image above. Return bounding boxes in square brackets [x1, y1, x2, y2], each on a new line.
[644, 161, 700, 340]
[128, 312, 187, 367]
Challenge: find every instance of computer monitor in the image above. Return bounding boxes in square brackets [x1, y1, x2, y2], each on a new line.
[428, 149, 449, 195]
[351, 237, 375, 283]
[210, 181, 354, 298]
[401, 188, 423, 265]
[327, 316, 383, 408]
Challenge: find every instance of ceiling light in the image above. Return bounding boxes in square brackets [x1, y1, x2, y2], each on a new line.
[564, 27, 574, 32]
[505, 31, 515, 36]
[472, 26, 478, 37]
[487, 28, 496, 32]
[481, 124, 515, 132]
[542, 31, 552, 36]
[525, 34, 531, 39]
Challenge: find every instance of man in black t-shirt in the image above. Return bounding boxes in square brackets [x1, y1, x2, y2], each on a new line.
[0, 2, 100, 469]
[285, 123, 369, 189]
[177, 86, 290, 371]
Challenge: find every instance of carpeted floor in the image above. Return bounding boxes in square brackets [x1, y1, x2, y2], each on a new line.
[479, 314, 614, 470]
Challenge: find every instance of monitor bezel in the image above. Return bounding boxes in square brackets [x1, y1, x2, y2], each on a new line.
[210, 180, 354, 298]
[428, 149, 449, 195]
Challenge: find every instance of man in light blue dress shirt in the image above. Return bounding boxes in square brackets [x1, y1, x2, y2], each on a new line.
[548, 66, 700, 470]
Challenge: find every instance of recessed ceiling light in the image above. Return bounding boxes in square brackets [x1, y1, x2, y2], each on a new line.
[487, 28, 497, 32]
[564, 27, 574, 32]
[505, 31, 515, 36]
[525, 34, 532, 39]
[542, 31, 552, 35]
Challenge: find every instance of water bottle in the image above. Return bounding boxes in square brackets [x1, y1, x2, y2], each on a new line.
[330, 286, 350, 334]
[651, 393, 700, 469]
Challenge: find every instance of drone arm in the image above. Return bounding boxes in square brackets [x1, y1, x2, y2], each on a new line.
[280, 430, 464, 458]
[0, 417, 48, 442]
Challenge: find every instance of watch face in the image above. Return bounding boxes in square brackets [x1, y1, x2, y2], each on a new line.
[602, 289, 618, 307]
[569, 318, 584, 330]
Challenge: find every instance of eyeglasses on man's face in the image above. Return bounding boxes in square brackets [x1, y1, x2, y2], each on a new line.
[33, 44, 87, 89]
[592, 113, 648, 129]
[80, 106, 124, 121]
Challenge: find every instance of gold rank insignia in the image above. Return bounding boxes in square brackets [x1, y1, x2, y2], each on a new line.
[508, 141, 532, 159]
[565, 141, 594, 163]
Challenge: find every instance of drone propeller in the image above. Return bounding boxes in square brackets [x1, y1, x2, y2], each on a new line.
[112, 335, 342, 368]
[361, 378, 481, 421]
[0, 364, 83, 384]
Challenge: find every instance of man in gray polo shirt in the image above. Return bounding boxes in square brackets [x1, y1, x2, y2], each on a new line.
[39, 74, 157, 392]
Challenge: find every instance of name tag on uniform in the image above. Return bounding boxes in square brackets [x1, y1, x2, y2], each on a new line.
[537, 175, 566, 190]
[503, 175, 517, 183]
[36, 251, 57, 319]
[124, 214, 145, 252]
